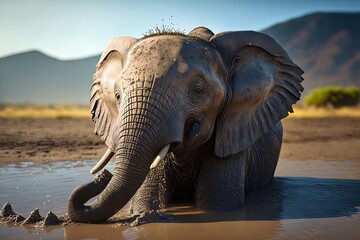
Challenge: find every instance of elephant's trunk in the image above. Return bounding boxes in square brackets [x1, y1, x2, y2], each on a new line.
[68, 89, 181, 223]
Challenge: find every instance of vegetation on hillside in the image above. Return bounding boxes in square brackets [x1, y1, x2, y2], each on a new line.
[305, 87, 360, 108]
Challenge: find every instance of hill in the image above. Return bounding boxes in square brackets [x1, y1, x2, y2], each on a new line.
[263, 12, 360, 96]
[0, 51, 99, 104]
[1, 12, 359, 104]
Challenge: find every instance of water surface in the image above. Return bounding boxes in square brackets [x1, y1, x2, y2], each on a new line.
[1, 159, 360, 240]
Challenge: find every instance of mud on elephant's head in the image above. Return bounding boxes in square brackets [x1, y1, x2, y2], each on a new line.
[68, 27, 303, 223]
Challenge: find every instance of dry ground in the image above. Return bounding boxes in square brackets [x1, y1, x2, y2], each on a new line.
[0, 118, 359, 163]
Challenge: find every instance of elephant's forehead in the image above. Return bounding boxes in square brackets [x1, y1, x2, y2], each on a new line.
[122, 35, 215, 81]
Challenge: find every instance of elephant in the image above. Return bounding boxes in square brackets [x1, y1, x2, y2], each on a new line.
[67, 27, 304, 223]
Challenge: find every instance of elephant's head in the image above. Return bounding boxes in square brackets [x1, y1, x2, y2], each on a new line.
[68, 27, 303, 223]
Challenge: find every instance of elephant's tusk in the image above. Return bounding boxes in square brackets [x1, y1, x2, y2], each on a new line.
[90, 149, 115, 174]
[150, 144, 170, 169]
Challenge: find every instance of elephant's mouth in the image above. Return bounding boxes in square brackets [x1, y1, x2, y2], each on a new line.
[90, 142, 178, 174]
[169, 142, 180, 153]
[90, 119, 202, 174]
[149, 144, 171, 169]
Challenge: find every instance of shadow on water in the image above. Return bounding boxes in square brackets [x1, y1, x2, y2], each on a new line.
[60, 176, 360, 240]
[171, 177, 360, 223]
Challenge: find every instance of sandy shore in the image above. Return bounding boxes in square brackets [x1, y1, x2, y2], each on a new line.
[0, 118, 359, 163]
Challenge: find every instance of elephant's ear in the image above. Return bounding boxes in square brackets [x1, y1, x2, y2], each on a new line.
[188, 27, 214, 41]
[90, 37, 137, 150]
[210, 31, 304, 158]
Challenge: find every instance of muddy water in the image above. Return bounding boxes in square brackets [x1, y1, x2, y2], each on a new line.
[1, 159, 360, 240]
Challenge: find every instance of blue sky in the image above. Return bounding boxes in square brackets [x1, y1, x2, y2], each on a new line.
[1, 0, 359, 60]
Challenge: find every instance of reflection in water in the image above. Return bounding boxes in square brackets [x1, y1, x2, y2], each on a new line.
[244, 177, 360, 221]
[1, 159, 360, 240]
[274, 177, 360, 220]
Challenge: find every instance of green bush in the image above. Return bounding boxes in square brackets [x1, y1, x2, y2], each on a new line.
[305, 86, 360, 108]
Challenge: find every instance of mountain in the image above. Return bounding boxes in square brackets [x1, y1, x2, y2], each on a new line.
[1, 12, 359, 104]
[262, 12, 360, 96]
[0, 51, 99, 104]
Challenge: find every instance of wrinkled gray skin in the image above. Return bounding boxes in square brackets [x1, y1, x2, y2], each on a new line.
[68, 27, 304, 223]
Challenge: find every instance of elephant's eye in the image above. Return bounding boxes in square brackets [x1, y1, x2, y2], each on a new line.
[193, 86, 204, 94]
[115, 92, 121, 101]
[187, 77, 208, 104]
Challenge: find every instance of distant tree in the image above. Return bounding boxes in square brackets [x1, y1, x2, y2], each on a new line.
[305, 86, 360, 108]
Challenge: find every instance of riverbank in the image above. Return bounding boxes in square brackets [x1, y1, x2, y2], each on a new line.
[1, 118, 359, 163]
